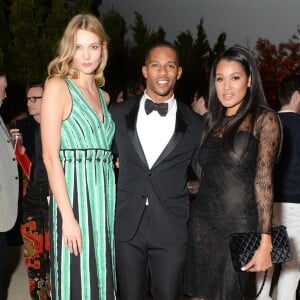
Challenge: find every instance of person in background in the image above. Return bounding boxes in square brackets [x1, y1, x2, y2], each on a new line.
[257, 74, 300, 300]
[0, 69, 19, 300]
[190, 85, 209, 117]
[41, 14, 116, 299]
[123, 79, 145, 100]
[113, 79, 146, 104]
[10, 83, 51, 299]
[110, 40, 203, 300]
[183, 46, 281, 299]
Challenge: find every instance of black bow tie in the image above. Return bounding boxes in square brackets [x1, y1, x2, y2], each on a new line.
[144, 99, 168, 116]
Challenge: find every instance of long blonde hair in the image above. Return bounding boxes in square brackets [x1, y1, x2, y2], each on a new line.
[47, 14, 108, 86]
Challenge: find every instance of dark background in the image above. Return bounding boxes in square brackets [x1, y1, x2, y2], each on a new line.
[1, 0, 300, 124]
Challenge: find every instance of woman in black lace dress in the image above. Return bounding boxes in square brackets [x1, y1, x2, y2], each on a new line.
[183, 46, 281, 299]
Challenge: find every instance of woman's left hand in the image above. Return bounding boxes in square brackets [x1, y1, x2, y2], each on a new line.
[241, 234, 273, 272]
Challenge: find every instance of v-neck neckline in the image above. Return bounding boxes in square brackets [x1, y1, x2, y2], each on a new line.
[68, 78, 105, 124]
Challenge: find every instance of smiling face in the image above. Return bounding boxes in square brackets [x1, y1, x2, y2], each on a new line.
[142, 46, 182, 103]
[72, 29, 103, 76]
[215, 59, 251, 116]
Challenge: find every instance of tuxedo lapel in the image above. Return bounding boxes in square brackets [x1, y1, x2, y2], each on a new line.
[125, 100, 148, 168]
[151, 104, 187, 169]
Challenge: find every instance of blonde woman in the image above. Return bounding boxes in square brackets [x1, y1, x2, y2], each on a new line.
[41, 14, 115, 299]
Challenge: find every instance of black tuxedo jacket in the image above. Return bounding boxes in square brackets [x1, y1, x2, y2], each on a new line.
[110, 96, 203, 244]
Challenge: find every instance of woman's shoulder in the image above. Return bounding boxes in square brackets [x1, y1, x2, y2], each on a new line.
[254, 108, 281, 142]
[255, 108, 280, 126]
[45, 77, 68, 91]
[43, 78, 71, 115]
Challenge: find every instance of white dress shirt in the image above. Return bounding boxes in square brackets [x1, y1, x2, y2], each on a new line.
[137, 93, 177, 169]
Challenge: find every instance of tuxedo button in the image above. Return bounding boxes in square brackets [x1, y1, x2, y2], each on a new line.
[141, 194, 146, 199]
[15, 176, 19, 180]
[148, 171, 152, 176]
[12, 158, 16, 161]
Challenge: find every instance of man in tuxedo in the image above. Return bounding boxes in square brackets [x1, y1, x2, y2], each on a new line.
[0, 69, 19, 300]
[110, 41, 203, 300]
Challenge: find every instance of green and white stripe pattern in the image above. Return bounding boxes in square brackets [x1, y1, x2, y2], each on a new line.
[50, 78, 116, 299]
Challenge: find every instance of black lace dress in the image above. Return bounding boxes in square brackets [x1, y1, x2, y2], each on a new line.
[183, 110, 281, 299]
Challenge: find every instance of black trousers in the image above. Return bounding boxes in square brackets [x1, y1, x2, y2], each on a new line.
[116, 207, 186, 300]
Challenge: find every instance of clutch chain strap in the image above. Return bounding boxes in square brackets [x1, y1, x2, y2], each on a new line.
[238, 270, 268, 298]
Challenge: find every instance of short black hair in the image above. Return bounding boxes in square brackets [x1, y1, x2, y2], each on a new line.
[191, 84, 209, 108]
[26, 83, 44, 93]
[278, 74, 300, 106]
[144, 41, 180, 65]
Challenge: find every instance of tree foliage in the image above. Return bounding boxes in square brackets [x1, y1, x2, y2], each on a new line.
[43, 0, 71, 63]
[8, 0, 46, 83]
[102, 9, 127, 95]
[255, 27, 300, 108]
[129, 12, 166, 79]
[1, 1, 299, 121]
[1, 0, 99, 121]
[0, 0, 10, 67]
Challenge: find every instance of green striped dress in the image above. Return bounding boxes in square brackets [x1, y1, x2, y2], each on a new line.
[50, 78, 116, 300]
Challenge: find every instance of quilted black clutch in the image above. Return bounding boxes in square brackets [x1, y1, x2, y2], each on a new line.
[229, 225, 293, 272]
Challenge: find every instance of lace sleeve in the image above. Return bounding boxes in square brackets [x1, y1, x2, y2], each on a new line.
[254, 110, 282, 234]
